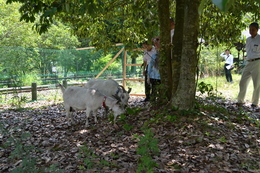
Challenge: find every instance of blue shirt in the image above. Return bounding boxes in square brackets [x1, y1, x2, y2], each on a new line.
[147, 52, 160, 80]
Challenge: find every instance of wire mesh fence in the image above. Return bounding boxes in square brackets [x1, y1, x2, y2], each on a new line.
[0, 45, 144, 87]
[0, 45, 146, 104]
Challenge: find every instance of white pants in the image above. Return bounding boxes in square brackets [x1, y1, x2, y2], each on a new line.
[237, 60, 260, 105]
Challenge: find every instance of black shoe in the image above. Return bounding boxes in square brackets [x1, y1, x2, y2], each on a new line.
[251, 104, 259, 108]
[251, 104, 256, 107]
[251, 104, 260, 111]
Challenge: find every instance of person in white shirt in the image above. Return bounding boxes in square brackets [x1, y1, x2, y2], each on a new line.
[220, 49, 234, 83]
[142, 41, 156, 102]
[237, 22, 260, 108]
[147, 37, 161, 102]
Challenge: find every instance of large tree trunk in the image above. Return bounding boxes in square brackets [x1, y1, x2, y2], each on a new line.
[171, 0, 200, 110]
[171, 0, 185, 96]
[158, 0, 172, 101]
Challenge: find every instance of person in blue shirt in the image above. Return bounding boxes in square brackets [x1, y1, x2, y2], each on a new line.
[147, 37, 161, 101]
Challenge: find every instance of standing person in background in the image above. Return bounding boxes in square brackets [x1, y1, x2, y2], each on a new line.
[237, 22, 260, 109]
[220, 49, 234, 83]
[142, 41, 156, 102]
[147, 37, 161, 101]
[146, 17, 173, 101]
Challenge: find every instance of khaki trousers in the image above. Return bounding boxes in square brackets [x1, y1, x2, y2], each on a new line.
[237, 60, 260, 105]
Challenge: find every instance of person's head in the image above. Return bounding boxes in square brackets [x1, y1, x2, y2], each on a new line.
[142, 41, 152, 51]
[249, 22, 259, 38]
[152, 37, 160, 50]
[225, 49, 231, 54]
[170, 17, 175, 30]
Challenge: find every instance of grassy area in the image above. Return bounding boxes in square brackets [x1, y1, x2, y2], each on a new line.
[198, 73, 254, 102]
[125, 73, 255, 103]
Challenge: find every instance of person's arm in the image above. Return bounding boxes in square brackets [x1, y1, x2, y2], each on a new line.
[220, 52, 226, 58]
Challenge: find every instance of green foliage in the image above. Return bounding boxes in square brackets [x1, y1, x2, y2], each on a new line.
[218, 136, 227, 143]
[6, 0, 260, 50]
[10, 94, 27, 108]
[10, 157, 39, 173]
[19, 74, 42, 86]
[92, 53, 121, 72]
[78, 144, 116, 171]
[197, 81, 214, 96]
[6, 0, 160, 50]
[198, 45, 232, 77]
[166, 114, 178, 122]
[0, 1, 80, 79]
[200, 0, 247, 47]
[126, 107, 142, 115]
[118, 107, 141, 131]
[136, 128, 159, 173]
[78, 145, 96, 170]
[122, 123, 134, 131]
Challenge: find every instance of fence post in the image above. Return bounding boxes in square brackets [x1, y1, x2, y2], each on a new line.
[32, 82, 37, 101]
[62, 80, 67, 88]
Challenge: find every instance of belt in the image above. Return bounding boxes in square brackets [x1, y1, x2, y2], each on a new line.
[248, 57, 260, 62]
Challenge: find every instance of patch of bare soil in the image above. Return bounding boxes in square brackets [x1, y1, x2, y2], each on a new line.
[0, 95, 259, 173]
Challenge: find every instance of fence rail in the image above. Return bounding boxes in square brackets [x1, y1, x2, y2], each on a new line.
[0, 82, 81, 93]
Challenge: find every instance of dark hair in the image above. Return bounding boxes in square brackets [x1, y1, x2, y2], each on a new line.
[225, 49, 231, 54]
[142, 41, 148, 45]
[249, 22, 259, 29]
[170, 17, 174, 23]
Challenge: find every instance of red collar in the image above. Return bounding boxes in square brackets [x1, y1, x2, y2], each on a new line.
[102, 96, 107, 107]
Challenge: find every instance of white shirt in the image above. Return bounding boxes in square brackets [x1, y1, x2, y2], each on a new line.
[220, 53, 234, 69]
[143, 47, 156, 64]
[246, 34, 260, 59]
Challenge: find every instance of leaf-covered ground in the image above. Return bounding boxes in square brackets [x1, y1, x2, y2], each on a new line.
[0, 93, 259, 173]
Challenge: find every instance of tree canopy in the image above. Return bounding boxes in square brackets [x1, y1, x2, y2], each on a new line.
[5, 0, 260, 48]
[0, 0, 80, 79]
